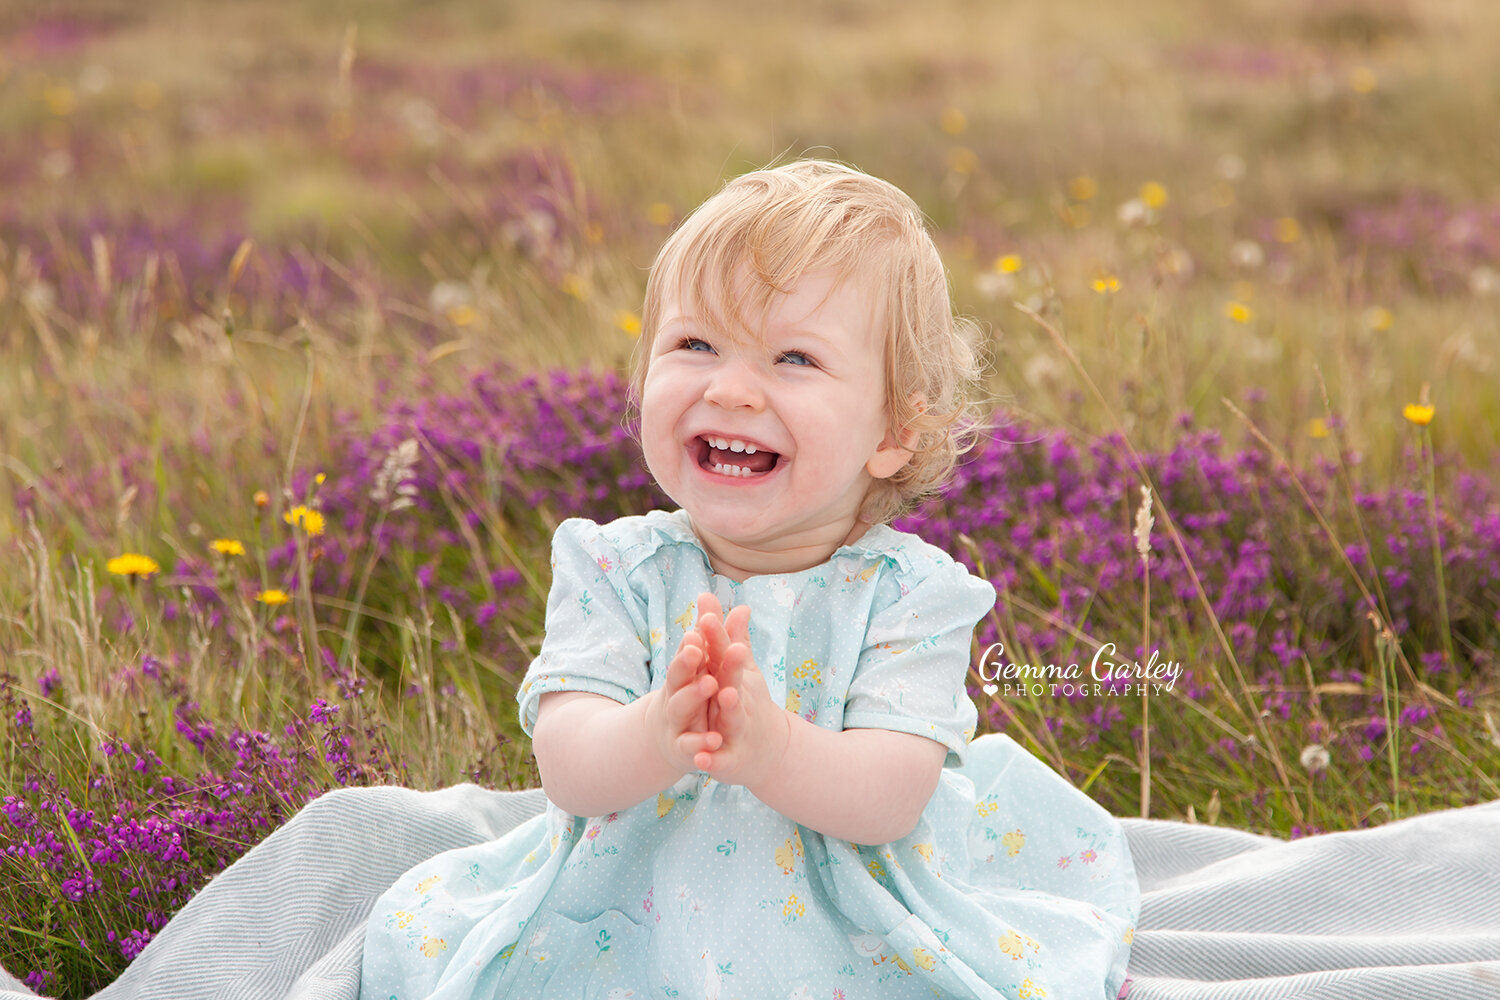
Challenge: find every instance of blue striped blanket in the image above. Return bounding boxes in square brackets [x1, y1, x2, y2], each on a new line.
[3, 787, 1498, 999]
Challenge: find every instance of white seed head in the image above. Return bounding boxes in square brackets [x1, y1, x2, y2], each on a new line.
[1299, 743, 1332, 774]
[1133, 485, 1155, 561]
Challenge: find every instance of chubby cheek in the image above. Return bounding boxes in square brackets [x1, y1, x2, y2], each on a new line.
[637, 388, 682, 488]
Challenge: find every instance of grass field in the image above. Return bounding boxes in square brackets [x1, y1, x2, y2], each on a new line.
[2, 0, 1499, 993]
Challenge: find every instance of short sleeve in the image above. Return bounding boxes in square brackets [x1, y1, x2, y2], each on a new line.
[515, 519, 652, 738]
[841, 558, 995, 768]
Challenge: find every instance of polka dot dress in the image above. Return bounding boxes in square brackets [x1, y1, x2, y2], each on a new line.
[360, 510, 1138, 1000]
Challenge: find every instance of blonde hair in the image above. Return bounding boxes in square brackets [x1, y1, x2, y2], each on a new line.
[629, 159, 986, 523]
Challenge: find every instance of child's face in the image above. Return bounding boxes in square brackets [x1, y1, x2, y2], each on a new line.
[640, 268, 912, 570]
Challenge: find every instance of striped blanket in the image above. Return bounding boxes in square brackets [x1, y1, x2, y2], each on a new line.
[4, 786, 1499, 999]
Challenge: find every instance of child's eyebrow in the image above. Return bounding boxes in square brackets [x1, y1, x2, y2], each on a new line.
[779, 327, 852, 356]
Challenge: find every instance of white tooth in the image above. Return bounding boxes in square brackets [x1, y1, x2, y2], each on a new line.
[729, 440, 746, 453]
[744, 444, 757, 455]
[714, 436, 729, 449]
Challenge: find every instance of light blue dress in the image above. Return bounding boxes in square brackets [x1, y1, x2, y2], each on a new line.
[360, 510, 1139, 1000]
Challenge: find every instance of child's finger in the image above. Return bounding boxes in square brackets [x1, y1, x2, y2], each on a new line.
[724, 604, 752, 646]
[666, 639, 704, 693]
[667, 671, 717, 728]
[697, 613, 731, 672]
[684, 729, 724, 773]
[675, 631, 712, 722]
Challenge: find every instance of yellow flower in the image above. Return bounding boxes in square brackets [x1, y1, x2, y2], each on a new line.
[1275, 217, 1301, 243]
[445, 305, 476, 326]
[283, 505, 326, 536]
[1140, 182, 1168, 209]
[1349, 66, 1377, 94]
[1307, 418, 1330, 439]
[647, 202, 674, 226]
[947, 146, 978, 175]
[1224, 301, 1253, 324]
[253, 490, 270, 508]
[1068, 175, 1098, 202]
[615, 310, 643, 337]
[560, 273, 588, 300]
[211, 539, 246, 557]
[1091, 276, 1121, 294]
[44, 85, 77, 117]
[995, 254, 1023, 274]
[106, 553, 160, 578]
[1403, 404, 1435, 426]
[256, 589, 291, 606]
[939, 107, 967, 135]
[1364, 306, 1393, 331]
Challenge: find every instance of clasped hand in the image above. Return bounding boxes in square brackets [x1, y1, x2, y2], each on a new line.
[645, 592, 789, 788]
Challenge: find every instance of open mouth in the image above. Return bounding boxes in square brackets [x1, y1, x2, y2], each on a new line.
[695, 434, 782, 478]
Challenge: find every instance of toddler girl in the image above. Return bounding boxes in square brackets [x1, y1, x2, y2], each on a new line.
[360, 159, 1138, 999]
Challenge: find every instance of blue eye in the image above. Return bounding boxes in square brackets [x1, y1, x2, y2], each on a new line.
[778, 351, 815, 367]
[679, 337, 716, 353]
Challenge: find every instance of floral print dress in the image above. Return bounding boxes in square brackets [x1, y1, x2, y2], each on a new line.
[360, 509, 1138, 1000]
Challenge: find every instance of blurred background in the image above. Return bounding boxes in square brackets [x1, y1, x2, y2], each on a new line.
[2, 1, 1499, 992]
[3, 0, 1497, 451]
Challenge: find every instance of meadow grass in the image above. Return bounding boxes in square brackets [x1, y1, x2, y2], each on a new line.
[2, 0, 1499, 993]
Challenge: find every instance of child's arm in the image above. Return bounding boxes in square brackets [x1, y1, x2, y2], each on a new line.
[753, 715, 947, 846]
[530, 634, 722, 818]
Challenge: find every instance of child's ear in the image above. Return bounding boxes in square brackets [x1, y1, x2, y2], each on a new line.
[865, 395, 924, 481]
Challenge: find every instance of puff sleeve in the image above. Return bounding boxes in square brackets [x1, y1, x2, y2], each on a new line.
[515, 519, 652, 738]
[840, 557, 995, 768]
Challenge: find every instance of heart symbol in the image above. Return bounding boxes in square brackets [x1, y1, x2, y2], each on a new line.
[982, 683, 998, 696]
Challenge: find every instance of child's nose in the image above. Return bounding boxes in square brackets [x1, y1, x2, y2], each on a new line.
[703, 360, 765, 410]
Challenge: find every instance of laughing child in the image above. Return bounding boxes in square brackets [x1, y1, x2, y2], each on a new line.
[361, 159, 1138, 1000]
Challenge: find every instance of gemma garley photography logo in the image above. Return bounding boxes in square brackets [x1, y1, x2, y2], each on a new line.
[977, 642, 1184, 698]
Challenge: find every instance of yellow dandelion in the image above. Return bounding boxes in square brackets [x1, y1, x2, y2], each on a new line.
[947, 146, 978, 175]
[106, 553, 160, 578]
[253, 490, 270, 508]
[1364, 306, 1393, 331]
[315, 472, 326, 486]
[283, 505, 326, 536]
[256, 589, 291, 606]
[615, 310, 643, 337]
[1275, 217, 1301, 243]
[647, 202, 674, 226]
[1140, 181, 1168, 209]
[1224, 301, 1254, 324]
[995, 254, 1023, 274]
[1403, 403, 1434, 426]
[43, 85, 77, 117]
[1091, 275, 1121, 294]
[445, 304, 476, 326]
[939, 107, 967, 135]
[1068, 175, 1098, 201]
[210, 538, 246, 557]
[1307, 418, 1331, 439]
